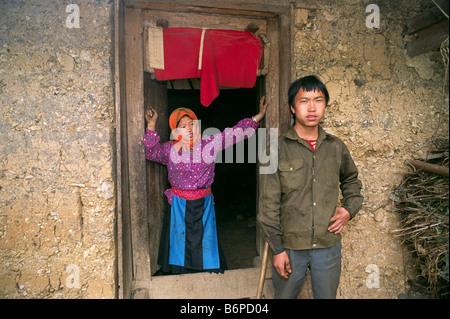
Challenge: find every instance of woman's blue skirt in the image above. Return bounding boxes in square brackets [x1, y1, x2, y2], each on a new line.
[158, 194, 227, 274]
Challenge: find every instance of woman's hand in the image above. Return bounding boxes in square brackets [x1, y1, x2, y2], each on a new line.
[145, 107, 158, 131]
[253, 96, 269, 122]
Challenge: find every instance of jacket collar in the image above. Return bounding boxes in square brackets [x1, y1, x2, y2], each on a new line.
[285, 125, 328, 150]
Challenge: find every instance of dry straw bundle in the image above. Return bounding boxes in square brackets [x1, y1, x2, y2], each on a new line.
[392, 150, 449, 298]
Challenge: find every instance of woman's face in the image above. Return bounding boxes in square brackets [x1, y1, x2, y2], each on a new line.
[176, 115, 194, 140]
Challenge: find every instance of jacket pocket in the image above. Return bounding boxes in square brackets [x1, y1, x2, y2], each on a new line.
[278, 160, 304, 192]
[280, 205, 311, 236]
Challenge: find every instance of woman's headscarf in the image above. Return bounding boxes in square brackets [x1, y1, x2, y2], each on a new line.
[169, 107, 201, 151]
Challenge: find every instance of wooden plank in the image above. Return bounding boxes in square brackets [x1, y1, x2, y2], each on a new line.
[405, 159, 449, 177]
[143, 73, 169, 275]
[406, 19, 449, 56]
[264, 16, 280, 136]
[114, 0, 124, 299]
[131, 3, 276, 18]
[405, 0, 449, 34]
[115, 0, 134, 299]
[257, 16, 280, 260]
[125, 0, 322, 12]
[254, 78, 264, 258]
[142, 9, 267, 34]
[124, 7, 152, 281]
[133, 268, 273, 298]
[278, 7, 293, 135]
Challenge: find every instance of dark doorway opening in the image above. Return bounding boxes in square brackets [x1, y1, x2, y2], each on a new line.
[167, 82, 260, 270]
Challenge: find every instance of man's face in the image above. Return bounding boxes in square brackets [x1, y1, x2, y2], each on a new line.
[290, 88, 326, 128]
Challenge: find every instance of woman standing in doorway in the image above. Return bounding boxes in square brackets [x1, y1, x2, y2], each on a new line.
[143, 97, 268, 274]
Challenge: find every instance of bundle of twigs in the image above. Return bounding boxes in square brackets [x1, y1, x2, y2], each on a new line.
[392, 151, 449, 298]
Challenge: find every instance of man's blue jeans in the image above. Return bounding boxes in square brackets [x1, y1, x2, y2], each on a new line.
[272, 242, 342, 299]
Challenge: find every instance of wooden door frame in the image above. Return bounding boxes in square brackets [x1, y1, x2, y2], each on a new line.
[114, 0, 311, 299]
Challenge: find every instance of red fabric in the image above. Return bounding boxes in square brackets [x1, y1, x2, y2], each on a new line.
[154, 28, 263, 107]
[172, 187, 212, 201]
[305, 139, 317, 152]
[154, 28, 202, 81]
[200, 30, 263, 106]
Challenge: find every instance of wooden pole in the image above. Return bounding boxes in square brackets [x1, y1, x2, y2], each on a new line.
[256, 241, 270, 299]
[405, 159, 449, 177]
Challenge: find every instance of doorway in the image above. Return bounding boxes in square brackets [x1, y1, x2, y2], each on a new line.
[166, 81, 262, 270]
[115, 0, 295, 299]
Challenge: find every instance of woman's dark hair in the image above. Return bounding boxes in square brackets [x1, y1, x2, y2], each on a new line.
[288, 75, 330, 107]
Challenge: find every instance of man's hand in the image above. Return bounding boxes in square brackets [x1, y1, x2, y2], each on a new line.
[328, 207, 351, 234]
[273, 251, 291, 279]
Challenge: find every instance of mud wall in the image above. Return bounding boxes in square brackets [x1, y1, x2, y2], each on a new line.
[0, 0, 448, 299]
[293, 0, 448, 298]
[0, 0, 116, 298]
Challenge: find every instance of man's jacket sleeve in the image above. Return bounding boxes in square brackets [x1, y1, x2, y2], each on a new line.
[258, 169, 285, 255]
[339, 143, 363, 219]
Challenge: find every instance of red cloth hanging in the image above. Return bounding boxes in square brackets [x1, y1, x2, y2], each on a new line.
[153, 28, 202, 81]
[200, 30, 263, 106]
[153, 28, 263, 107]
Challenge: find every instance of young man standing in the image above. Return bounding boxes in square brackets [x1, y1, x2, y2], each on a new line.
[258, 75, 363, 299]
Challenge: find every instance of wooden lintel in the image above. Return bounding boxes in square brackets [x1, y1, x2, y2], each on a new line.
[125, 1, 281, 17]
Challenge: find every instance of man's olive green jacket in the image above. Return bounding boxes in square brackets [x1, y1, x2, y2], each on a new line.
[258, 126, 363, 255]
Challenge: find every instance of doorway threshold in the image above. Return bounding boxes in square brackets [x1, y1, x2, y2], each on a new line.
[131, 267, 273, 299]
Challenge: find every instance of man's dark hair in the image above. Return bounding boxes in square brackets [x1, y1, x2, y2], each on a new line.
[288, 75, 330, 107]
